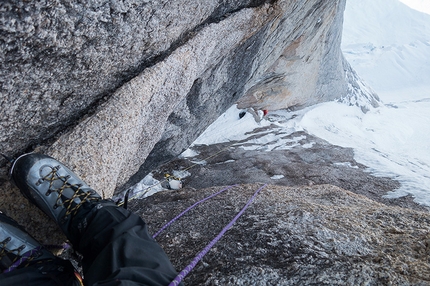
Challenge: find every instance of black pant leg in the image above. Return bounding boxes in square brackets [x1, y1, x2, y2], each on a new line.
[0, 256, 81, 286]
[72, 205, 180, 286]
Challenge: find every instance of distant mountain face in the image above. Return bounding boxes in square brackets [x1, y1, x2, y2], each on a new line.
[342, 0, 430, 94]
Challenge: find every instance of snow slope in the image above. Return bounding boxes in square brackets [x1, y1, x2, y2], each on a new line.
[297, 0, 430, 205]
[399, 0, 430, 15]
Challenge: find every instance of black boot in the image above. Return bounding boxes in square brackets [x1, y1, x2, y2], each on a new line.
[0, 212, 82, 285]
[9, 153, 180, 285]
[9, 153, 116, 243]
[0, 212, 54, 273]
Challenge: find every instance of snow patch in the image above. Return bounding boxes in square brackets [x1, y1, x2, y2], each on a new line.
[216, 160, 236, 164]
[192, 105, 271, 145]
[270, 175, 285, 180]
[172, 170, 191, 179]
[334, 162, 360, 169]
[113, 173, 164, 202]
[180, 148, 199, 158]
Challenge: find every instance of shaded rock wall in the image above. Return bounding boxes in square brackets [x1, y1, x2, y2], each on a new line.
[237, 1, 347, 110]
[0, 0, 373, 200]
[136, 184, 430, 285]
[0, 0, 271, 159]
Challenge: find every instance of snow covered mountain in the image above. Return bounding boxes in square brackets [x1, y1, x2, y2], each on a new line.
[342, 0, 430, 99]
[296, 0, 430, 205]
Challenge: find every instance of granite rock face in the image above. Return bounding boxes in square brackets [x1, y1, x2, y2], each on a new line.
[0, 0, 264, 158]
[1, 0, 376, 198]
[112, 0, 381, 193]
[136, 184, 430, 285]
[236, 1, 347, 111]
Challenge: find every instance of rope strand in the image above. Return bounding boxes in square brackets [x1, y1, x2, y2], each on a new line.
[3, 246, 42, 273]
[153, 185, 237, 238]
[168, 184, 267, 286]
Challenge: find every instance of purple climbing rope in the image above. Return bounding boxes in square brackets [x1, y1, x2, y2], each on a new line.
[153, 185, 237, 238]
[3, 246, 42, 273]
[168, 184, 267, 286]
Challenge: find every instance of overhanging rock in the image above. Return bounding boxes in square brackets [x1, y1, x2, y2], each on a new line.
[45, 3, 281, 198]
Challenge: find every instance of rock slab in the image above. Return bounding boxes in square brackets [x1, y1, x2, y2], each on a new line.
[135, 184, 430, 285]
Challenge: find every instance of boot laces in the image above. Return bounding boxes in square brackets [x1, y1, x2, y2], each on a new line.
[39, 165, 100, 218]
[0, 237, 39, 271]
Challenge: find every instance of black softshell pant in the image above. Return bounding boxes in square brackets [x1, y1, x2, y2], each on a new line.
[0, 204, 181, 285]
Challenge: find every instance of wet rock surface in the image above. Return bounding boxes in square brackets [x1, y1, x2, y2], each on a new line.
[134, 184, 430, 285]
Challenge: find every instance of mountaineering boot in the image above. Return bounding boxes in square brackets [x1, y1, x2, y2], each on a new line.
[0, 212, 83, 285]
[0, 212, 54, 273]
[9, 153, 115, 242]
